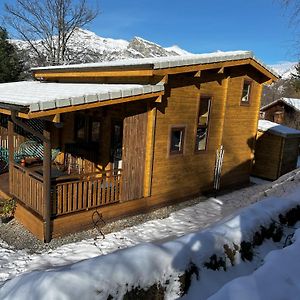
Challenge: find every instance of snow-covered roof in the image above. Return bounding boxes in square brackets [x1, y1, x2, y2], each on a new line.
[31, 50, 279, 78]
[261, 97, 300, 112]
[0, 81, 164, 113]
[258, 120, 300, 138]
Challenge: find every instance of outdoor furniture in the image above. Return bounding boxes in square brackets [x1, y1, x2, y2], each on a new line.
[0, 140, 60, 172]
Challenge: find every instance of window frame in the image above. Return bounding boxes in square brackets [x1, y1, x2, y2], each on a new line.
[74, 113, 101, 144]
[194, 95, 212, 153]
[169, 125, 186, 156]
[240, 79, 252, 106]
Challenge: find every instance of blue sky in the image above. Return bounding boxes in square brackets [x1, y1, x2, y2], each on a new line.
[90, 0, 296, 64]
[1, 0, 297, 64]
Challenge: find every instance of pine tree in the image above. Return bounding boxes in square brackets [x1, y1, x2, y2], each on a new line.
[0, 27, 23, 83]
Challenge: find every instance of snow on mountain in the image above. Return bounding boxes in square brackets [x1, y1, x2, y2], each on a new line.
[270, 61, 298, 79]
[165, 45, 193, 55]
[10, 28, 193, 67]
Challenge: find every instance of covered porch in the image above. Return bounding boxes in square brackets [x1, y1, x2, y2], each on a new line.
[0, 81, 164, 241]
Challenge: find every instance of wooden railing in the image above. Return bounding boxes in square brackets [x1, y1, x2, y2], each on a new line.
[10, 163, 45, 217]
[10, 164, 122, 218]
[52, 170, 122, 216]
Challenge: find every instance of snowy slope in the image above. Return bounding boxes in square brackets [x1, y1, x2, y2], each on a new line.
[0, 170, 300, 299]
[10, 28, 193, 67]
[270, 61, 297, 79]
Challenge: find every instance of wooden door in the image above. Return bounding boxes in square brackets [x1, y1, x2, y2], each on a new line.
[121, 111, 148, 201]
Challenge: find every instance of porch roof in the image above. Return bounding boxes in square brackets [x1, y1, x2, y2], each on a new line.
[0, 81, 164, 114]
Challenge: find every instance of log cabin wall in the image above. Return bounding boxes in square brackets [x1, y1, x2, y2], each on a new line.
[220, 66, 263, 187]
[150, 66, 264, 198]
[263, 104, 285, 123]
[150, 72, 227, 198]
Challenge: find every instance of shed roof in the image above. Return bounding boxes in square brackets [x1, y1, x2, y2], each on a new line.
[258, 120, 300, 138]
[261, 97, 300, 112]
[0, 81, 164, 113]
[31, 50, 279, 78]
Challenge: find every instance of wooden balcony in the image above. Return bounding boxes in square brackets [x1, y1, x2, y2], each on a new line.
[10, 163, 122, 219]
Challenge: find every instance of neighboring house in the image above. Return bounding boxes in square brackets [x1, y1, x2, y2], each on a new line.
[260, 97, 300, 130]
[0, 51, 278, 241]
[252, 120, 300, 180]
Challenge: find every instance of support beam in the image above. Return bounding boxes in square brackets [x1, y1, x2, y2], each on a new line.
[8, 120, 14, 194]
[143, 106, 157, 197]
[43, 125, 52, 243]
[11, 111, 49, 142]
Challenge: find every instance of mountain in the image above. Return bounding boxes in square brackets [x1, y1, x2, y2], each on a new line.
[10, 28, 193, 68]
[270, 61, 298, 79]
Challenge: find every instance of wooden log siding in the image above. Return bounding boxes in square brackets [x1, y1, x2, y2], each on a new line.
[53, 170, 122, 216]
[10, 163, 45, 217]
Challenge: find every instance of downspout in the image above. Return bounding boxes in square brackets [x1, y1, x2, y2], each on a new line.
[11, 111, 52, 243]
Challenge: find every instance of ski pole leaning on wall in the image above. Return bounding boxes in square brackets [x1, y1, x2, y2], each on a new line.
[214, 145, 224, 191]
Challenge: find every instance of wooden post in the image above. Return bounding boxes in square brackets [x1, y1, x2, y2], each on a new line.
[143, 106, 157, 198]
[43, 124, 51, 243]
[8, 120, 14, 193]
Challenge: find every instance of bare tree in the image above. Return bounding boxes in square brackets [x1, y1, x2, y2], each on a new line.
[280, 0, 300, 47]
[4, 0, 99, 66]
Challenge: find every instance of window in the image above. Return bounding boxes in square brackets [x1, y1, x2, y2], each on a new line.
[241, 80, 252, 104]
[170, 127, 185, 155]
[195, 97, 211, 151]
[74, 114, 101, 143]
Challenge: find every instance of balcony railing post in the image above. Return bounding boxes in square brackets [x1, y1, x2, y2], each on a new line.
[8, 120, 14, 194]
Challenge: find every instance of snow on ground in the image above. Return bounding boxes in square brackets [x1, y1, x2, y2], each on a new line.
[208, 228, 300, 300]
[0, 170, 300, 299]
[0, 197, 224, 285]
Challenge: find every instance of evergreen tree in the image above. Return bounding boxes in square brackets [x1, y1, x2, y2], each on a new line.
[0, 27, 23, 83]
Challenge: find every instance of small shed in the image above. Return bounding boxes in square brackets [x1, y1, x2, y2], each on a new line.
[252, 120, 300, 180]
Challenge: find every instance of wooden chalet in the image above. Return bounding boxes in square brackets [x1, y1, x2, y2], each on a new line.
[252, 120, 300, 180]
[0, 51, 278, 242]
[260, 97, 300, 130]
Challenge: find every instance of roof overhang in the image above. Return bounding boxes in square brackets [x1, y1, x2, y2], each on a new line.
[0, 82, 164, 119]
[31, 51, 279, 83]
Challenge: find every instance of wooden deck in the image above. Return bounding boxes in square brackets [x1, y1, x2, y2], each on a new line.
[0, 172, 10, 200]
[10, 163, 122, 219]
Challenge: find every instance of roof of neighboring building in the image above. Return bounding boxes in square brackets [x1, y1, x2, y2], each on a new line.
[261, 97, 300, 113]
[31, 50, 279, 79]
[258, 120, 300, 138]
[0, 81, 164, 113]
